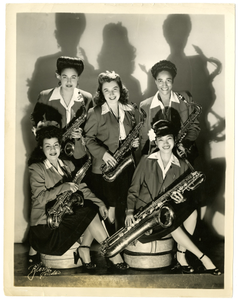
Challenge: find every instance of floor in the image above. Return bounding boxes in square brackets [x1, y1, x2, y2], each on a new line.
[13, 222, 225, 293]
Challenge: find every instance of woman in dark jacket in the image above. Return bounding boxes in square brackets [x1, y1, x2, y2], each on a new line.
[84, 71, 139, 233]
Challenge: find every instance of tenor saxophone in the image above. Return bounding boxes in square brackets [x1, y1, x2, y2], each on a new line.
[47, 151, 92, 229]
[62, 94, 87, 157]
[101, 103, 147, 182]
[101, 170, 205, 258]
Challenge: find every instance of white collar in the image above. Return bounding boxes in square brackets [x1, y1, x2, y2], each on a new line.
[49, 87, 83, 104]
[101, 102, 133, 115]
[148, 151, 180, 179]
[150, 90, 180, 109]
[43, 158, 65, 170]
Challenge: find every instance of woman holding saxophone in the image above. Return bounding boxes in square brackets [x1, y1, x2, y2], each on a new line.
[31, 56, 93, 165]
[140, 60, 200, 162]
[125, 120, 221, 275]
[28, 125, 129, 270]
[84, 71, 140, 234]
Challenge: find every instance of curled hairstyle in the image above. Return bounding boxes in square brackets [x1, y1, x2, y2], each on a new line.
[151, 60, 177, 80]
[28, 126, 63, 166]
[94, 71, 129, 106]
[56, 56, 84, 76]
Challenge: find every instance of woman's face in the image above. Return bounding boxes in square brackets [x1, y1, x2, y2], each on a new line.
[156, 134, 174, 154]
[155, 70, 173, 97]
[57, 68, 79, 90]
[102, 81, 120, 104]
[42, 138, 61, 164]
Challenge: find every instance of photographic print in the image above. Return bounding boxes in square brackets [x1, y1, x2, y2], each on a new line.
[4, 2, 235, 298]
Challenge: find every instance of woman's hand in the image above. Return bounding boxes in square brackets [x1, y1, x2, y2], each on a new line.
[102, 152, 117, 168]
[125, 213, 135, 227]
[171, 191, 186, 204]
[99, 205, 108, 220]
[63, 182, 79, 193]
[71, 128, 83, 139]
[131, 137, 140, 148]
[176, 143, 187, 158]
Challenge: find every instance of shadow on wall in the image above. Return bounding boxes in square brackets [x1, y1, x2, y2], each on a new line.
[95, 22, 143, 107]
[20, 16, 144, 242]
[21, 13, 96, 242]
[140, 14, 225, 239]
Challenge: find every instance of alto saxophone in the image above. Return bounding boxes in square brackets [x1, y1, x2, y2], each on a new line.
[174, 98, 202, 147]
[62, 94, 87, 157]
[101, 170, 205, 258]
[101, 103, 147, 182]
[47, 151, 92, 229]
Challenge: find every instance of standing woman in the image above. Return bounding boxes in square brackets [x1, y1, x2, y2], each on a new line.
[84, 71, 139, 234]
[31, 56, 93, 165]
[140, 60, 200, 161]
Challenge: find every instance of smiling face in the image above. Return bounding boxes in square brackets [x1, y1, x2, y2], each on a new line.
[102, 81, 120, 104]
[155, 134, 174, 154]
[57, 68, 79, 90]
[42, 137, 61, 165]
[155, 70, 173, 97]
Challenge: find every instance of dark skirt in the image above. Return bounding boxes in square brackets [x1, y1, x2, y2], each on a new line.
[29, 200, 98, 256]
[87, 163, 134, 231]
[138, 196, 197, 244]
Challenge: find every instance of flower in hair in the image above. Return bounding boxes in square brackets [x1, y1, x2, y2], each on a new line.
[148, 128, 156, 142]
[106, 70, 118, 79]
[32, 121, 60, 136]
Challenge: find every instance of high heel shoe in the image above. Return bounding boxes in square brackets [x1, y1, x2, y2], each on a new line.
[198, 254, 222, 276]
[171, 249, 194, 274]
[105, 257, 129, 270]
[73, 246, 96, 269]
[28, 253, 40, 267]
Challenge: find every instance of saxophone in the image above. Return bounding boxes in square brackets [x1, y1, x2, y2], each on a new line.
[101, 104, 147, 182]
[47, 151, 92, 229]
[62, 95, 87, 157]
[101, 170, 205, 258]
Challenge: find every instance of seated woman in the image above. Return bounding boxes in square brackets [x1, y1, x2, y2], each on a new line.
[125, 120, 221, 275]
[27, 124, 129, 270]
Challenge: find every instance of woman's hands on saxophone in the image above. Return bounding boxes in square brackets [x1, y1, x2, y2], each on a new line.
[176, 142, 187, 158]
[62, 182, 79, 193]
[125, 209, 135, 227]
[171, 191, 186, 204]
[102, 151, 117, 167]
[131, 137, 140, 149]
[71, 128, 83, 139]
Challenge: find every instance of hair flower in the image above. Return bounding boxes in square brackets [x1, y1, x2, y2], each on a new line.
[148, 128, 156, 142]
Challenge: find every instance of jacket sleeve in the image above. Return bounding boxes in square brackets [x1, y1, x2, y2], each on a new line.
[127, 156, 147, 211]
[29, 163, 71, 210]
[84, 108, 108, 160]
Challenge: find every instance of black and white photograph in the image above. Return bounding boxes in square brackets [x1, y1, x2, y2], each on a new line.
[3, 2, 235, 298]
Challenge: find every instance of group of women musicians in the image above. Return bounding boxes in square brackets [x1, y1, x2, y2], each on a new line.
[27, 56, 221, 275]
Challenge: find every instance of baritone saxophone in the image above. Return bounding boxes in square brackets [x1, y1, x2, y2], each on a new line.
[101, 170, 205, 258]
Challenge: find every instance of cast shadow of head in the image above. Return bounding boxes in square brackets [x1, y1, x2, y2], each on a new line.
[21, 13, 96, 242]
[95, 22, 143, 107]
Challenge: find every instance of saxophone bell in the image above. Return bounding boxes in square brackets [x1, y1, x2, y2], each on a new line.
[63, 140, 75, 157]
[157, 204, 175, 228]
